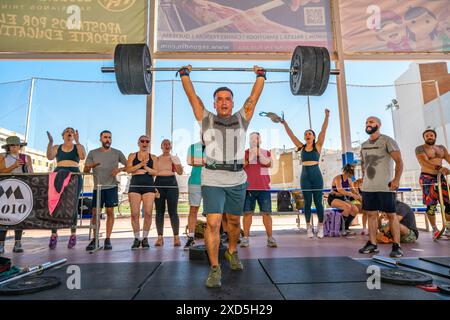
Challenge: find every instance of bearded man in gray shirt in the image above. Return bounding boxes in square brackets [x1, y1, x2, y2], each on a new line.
[84, 130, 127, 251]
[358, 116, 404, 258]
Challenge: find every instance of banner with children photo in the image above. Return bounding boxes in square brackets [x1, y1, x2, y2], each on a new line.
[339, 0, 449, 54]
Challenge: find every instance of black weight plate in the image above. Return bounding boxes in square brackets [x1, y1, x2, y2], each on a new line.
[115, 44, 152, 95]
[309, 46, 324, 96]
[0, 276, 61, 296]
[438, 284, 450, 295]
[115, 44, 131, 95]
[380, 269, 433, 286]
[289, 46, 302, 95]
[317, 47, 330, 96]
[299, 46, 317, 96]
[189, 244, 226, 261]
[128, 44, 152, 95]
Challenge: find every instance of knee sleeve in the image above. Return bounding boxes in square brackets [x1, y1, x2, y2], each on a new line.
[426, 205, 437, 216]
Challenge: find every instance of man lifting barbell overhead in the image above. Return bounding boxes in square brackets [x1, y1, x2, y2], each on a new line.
[179, 64, 265, 289]
[415, 129, 450, 239]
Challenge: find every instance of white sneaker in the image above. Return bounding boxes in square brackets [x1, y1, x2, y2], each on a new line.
[317, 225, 324, 239]
[267, 236, 277, 248]
[240, 237, 249, 248]
[307, 226, 314, 238]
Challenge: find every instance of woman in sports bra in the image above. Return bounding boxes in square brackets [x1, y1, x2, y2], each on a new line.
[126, 135, 158, 250]
[280, 109, 329, 239]
[46, 127, 86, 250]
[0, 136, 34, 254]
[328, 164, 361, 236]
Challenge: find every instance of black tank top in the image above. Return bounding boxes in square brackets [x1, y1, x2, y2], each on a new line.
[132, 153, 153, 171]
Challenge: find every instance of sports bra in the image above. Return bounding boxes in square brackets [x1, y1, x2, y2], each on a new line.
[132, 153, 153, 170]
[56, 145, 80, 163]
[332, 175, 350, 192]
[300, 145, 320, 162]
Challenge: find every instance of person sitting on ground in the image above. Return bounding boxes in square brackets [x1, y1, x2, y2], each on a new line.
[378, 200, 419, 243]
[352, 177, 367, 235]
[0, 136, 33, 254]
[328, 164, 361, 236]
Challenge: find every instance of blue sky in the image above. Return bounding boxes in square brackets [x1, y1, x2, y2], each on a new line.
[0, 59, 444, 167]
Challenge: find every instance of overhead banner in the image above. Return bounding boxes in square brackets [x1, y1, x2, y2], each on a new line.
[0, 174, 79, 230]
[0, 0, 147, 53]
[339, 0, 450, 54]
[156, 0, 333, 53]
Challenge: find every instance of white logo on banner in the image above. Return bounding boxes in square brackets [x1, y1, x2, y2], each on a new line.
[0, 179, 33, 225]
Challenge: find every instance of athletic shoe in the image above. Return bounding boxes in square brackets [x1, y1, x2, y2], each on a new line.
[141, 237, 150, 249]
[389, 243, 404, 258]
[432, 227, 440, 240]
[86, 239, 96, 251]
[13, 241, 23, 253]
[358, 241, 379, 254]
[184, 237, 195, 251]
[205, 265, 222, 288]
[344, 229, 357, 236]
[444, 228, 450, 237]
[154, 236, 164, 246]
[267, 236, 278, 248]
[317, 225, 324, 239]
[131, 238, 141, 250]
[224, 249, 243, 270]
[0, 242, 4, 254]
[307, 226, 314, 238]
[67, 234, 77, 249]
[104, 238, 112, 251]
[240, 237, 249, 248]
[49, 234, 58, 250]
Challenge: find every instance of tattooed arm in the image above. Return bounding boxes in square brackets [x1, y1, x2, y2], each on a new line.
[242, 66, 266, 122]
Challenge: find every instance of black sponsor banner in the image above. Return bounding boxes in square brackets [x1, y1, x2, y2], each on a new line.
[0, 174, 79, 230]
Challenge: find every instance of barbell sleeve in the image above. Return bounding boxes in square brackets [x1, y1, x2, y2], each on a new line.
[102, 66, 340, 75]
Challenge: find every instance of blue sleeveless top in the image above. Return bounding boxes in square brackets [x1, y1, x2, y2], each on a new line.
[332, 175, 350, 192]
[301, 145, 320, 162]
[56, 145, 80, 163]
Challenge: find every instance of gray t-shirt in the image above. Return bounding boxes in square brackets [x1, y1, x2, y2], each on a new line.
[85, 148, 127, 190]
[200, 107, 250, 187]
[361, 134, 400, 192]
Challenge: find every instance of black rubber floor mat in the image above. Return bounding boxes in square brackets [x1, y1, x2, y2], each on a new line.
[259, 256, 369, 284]
[396, 259, 450, 280]
[420, 257, 450, 269]
[278, 282, 448, 300]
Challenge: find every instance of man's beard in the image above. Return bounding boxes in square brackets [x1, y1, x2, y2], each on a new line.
[425, 139, 435, 146]
[102, 142, 111, 149]
[365, 125, 379, 135]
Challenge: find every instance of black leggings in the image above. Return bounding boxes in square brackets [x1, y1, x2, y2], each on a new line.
[0, 230, 23, 241]
[155, 176, 180, 236]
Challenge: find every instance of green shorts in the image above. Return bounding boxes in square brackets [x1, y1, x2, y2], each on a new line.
[201, 183, 247, 216]
[400, 229, 417, 243]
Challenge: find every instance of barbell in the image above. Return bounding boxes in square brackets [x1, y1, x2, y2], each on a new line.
[101, 43, 339, 96]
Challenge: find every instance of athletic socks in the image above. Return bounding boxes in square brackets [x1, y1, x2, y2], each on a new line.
[134, 232, 140, 239]
[189, 232, 195, 238]
[143, 231, 149, 239]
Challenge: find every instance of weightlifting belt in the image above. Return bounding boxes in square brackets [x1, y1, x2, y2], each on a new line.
[205, 162, 243, 172]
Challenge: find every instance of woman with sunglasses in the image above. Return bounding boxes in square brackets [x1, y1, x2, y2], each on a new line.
[126, 135, 158, 250]
[0, 136, 33, 254]
[46, 127, 86, 249]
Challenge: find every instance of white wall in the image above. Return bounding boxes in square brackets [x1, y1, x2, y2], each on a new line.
[392, 64, 426, 187]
